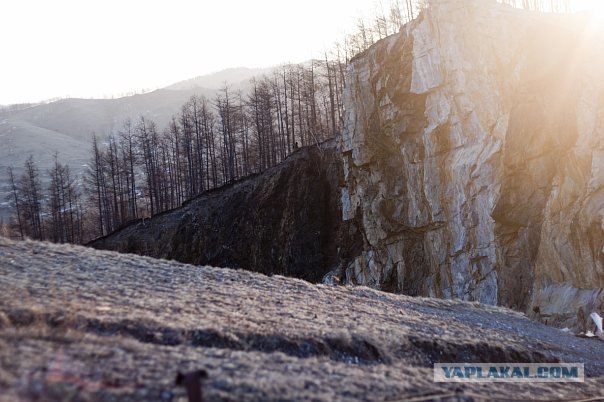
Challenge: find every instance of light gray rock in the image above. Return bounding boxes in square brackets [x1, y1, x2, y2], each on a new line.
[340, 0, 604, 328]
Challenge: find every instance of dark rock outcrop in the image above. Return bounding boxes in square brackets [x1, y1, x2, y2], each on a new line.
[340, 0, 604, 330]
[89, 140, 361, 283]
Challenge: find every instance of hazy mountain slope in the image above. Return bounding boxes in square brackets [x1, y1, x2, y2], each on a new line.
[0, 68, 257, 219]
[0, 67, 261, 174]
[0, 87, 217, 156]
[0, 119, 90, 219]
[1, 237, 603, 401]
[1, 119, 89, 163]
[166, 66, 276, 90]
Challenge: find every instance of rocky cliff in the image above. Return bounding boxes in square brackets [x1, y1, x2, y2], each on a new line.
[89, 140, 361, 284]
[2, 238, 604, 401]
[340, 0, 604, 330]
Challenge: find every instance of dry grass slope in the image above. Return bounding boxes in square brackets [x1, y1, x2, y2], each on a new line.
[1, 238, 603, 401]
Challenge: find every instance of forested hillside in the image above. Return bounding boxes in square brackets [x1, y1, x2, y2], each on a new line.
[88, 140, 359, 283]
[2, 61, 346, 242]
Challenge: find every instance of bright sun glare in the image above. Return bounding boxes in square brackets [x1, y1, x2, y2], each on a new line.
[594, 4, 604, 20]
[576, 0, 604, 18]
[581, 0, 604, 35]
[1, 0, 603, 105]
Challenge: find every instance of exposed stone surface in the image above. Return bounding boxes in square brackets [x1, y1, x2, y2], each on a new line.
[340, 0, 604, 329]
[2, 237, 604, 401]
[89, 140, 361, 284]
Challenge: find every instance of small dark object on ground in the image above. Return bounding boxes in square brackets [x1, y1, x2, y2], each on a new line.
[175, 369, 208, 402]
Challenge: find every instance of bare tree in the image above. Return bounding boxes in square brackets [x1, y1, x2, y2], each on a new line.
[48, 154, 81, 243]
[19, 156, 44, 240]
[119, 119, 138, 220]
[6, 166, 23, 239]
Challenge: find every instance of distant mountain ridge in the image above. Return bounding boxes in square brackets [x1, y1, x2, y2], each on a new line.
[0, 66, 278, 219]
[166, 66, 276, 90]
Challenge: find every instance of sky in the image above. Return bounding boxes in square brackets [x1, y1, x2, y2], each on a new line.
[0, 0, 375, 105]
[1, 0, 602, 105]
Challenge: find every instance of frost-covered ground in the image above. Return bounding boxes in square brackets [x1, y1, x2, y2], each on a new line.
[1, 238, 603, 401]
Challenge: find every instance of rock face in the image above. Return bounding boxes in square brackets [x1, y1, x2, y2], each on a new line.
[340, 0, 604, 329]
[2, 238, 604, 401]
[89, 140, 361, 284]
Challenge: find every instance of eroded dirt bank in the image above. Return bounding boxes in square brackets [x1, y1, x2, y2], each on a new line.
[1, 238, 603, 401]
